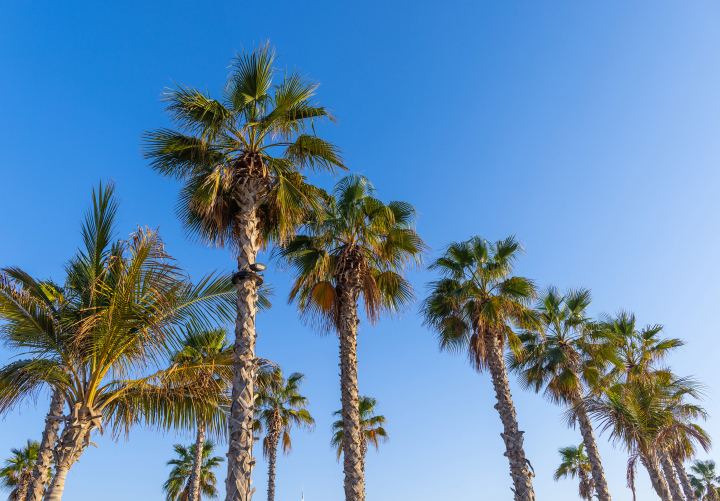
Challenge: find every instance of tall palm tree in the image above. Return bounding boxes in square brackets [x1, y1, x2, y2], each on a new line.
[277, 175, 424, 501]
[689, 461, 720, 501]
[511, 287, 614, 501]
[330, 396, 388, 483]
[670, 428, 711, 501]
[0, 440, 49, 501]
[163, 441, 224, 501]
[170, 329, 233, 501]
[554, 444, 594, 501]
[255, 371, 314, 501]
[421, 236, 537, 501]
[142, 44, 344, 501]
[0, 183, 235, 501]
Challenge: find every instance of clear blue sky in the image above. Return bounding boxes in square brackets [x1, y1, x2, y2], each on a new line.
[2, 1, 720, 500]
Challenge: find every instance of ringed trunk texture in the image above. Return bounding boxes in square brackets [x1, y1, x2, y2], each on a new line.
[641, 454, 672, 501]
[486, 332, 535, 501]
[578, 467, 593, 501]
[187, 421, 206, 501]
[672, 457, 697, 501]
[266, 426, 280, 501]
[26, 387, 65, 501]
[337, 262, 365, 501]
[660, 453, 686, 501]
[226, 180, 264, 501]
[360, 440, 368, 481]
[44, 404, 98, 501]
[570, 387, 612, 501]
[13, 472, 32, 501]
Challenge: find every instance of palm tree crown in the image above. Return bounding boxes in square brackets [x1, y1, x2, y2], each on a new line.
[0, 440, 48, 501]
[277, 174, 425, 330]
[163, 441, 224, 501]
[142, 43, 345, 249]
[330, 396, 388, 458]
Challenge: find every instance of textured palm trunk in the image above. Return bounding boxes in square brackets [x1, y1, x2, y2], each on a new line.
[569, 386, 612, 501]
[26, 387, 65, 501]
[642, 454, 672, 501]
[578, 467, 593, 500]
[360, 440, 367, 482]
[266, 425, 280, 501]
[336, 261, 365, 501]
[14, 472, 32, 501]
[187, 420, 206, 501]
[44, 405, 98, 501]
[486, 332, 535, 501]
[660, 453, 686, 501]
[672, 457, 697, 501]
[226, 180, 264, 501]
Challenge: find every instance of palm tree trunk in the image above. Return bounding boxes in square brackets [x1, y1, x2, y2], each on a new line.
[337, 264, 365, 501]
[486, 331, 535, 501]
[578, 467, 593, 501]
[360, 440, 367, 486]
[14, 472, 32, 501]
[44, 406, 96, 501]
[570, 388, 612, 501]
[660, 452, 686, 501]
[187, 420, 206, 501]
[672, 457, 697, 501]
[266, 429, 280, 501]
[26, 387, 65, 501]
[642, 454, 672, 501]
[226, 180, 264, 501]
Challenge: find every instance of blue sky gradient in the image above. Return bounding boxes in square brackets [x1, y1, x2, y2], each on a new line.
[2, 1, 720, 500]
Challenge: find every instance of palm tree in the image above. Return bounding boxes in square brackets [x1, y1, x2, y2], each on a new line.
[0, 183, 235, 501]
[689, 461, 720, 501]
[142, 44, 344, 501]
[277, 175, 424, 501]
[330, 396, 388, 484]
[554, 444, 594, 500]
[511, 287, 614, 501]
[421, 236, 537, 501]
[669, 429, 712, 501]
[170, 329, 233, 501]
[163, 441, 224, 501]
[255, 371, 314, 501]
[0, 440, 49, 501]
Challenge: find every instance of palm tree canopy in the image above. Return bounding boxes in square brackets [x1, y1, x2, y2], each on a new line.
[163, 441, 224, 501]
[255, 370, 314, 456]
[511, 287, 617, 405]
[421, 235, 537, 371]
[0, 439, 50, 492]
[331, 396, 388, 458]
[277, 174, 425, 331]
[0, 182, 237, 439]
[142, 43, 345, 250]
[554, 443, 590, 481]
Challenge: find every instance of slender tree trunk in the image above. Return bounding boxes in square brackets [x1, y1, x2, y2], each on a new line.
[266, 427, 280, 501]
[26, 387, 65, 501]
[673, 457, 697, 501]
[578, 467, 593, 500]
[570, 387, 612, 501]
[360, 440, 367, 486]
[642, 454, 672, 501]
[187, 420, 206, 501]
[486, 331, 535, 501]
[14, 472, 32, 501]
[226, 180, 264, 501]
[44, 403, 99, 501]
[660, 453, 686, 501]
[336, 255, 365, 501]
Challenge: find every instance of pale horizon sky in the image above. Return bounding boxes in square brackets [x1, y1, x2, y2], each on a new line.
[2, 2, 720, 500]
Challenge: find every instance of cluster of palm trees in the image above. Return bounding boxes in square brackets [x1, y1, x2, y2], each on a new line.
[0, 42, 714, 501]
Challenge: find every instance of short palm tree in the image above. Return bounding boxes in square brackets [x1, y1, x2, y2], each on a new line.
[255, 371, 314, 501]
[689, 461, 720, 501]
[511, 287, 614, 501]
[142, 44, 344, 501]
[277, 174, 424, 501]
[0, 440, 49, 501]
[163, 441, 224, 501]
[554, 444, 593, 500]
[170, 329, 233, 501]
[330, 396, 388, 482]
[0, 183, 235, 501]
[421, 236, 537, 501]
